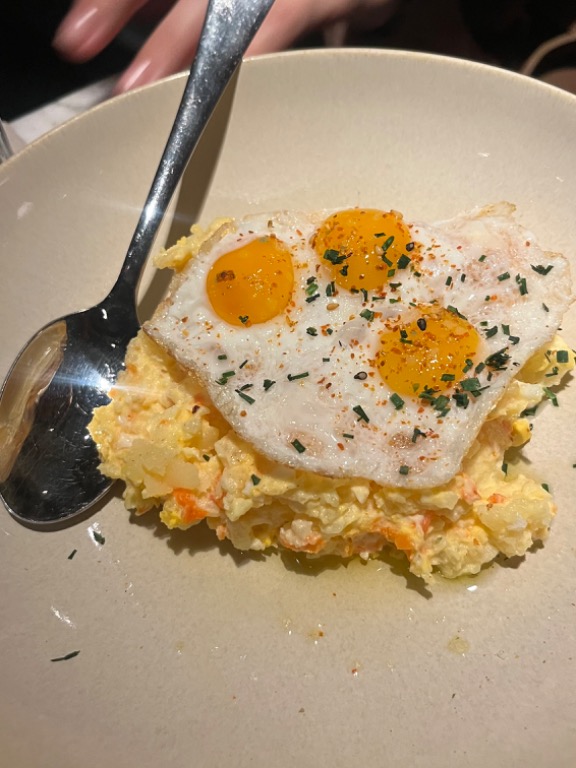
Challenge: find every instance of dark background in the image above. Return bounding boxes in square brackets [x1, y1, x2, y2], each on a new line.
[2, 0, 574, 121]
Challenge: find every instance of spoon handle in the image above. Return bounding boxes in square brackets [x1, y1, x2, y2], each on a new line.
[110, 0, 275, 301]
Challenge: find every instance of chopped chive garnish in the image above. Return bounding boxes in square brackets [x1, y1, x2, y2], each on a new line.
[397, 254, 411, 269]
[433, 395, 450, 413]
[453, 392, 469, 408]
[460, 274, 466, 282]
[542, 303, 549, 312]
[67, 549, 77, 560]
[239, 383, 253, 391]
[381, 254, 393, 267]
[515, 274, 528, 295]
[521, 405, 538, 417]
[306, 294, 320, 303]
[390, 393, 404, 410]
[326, 281, 336, 297]
[485, 349, 510, 370]
[306, 327, 318, 336]
[475, 362, 486, 374]
[440, 373, 455, 381]
[485, 326, 498, 338]
[497, 272, 510, 281]
[92, 530, 105, 545]
[217, 354, 227, 360]
[340, 265, 349, 276]
[239, 315, 249, 324]
[291, 439, 306, 453]
[263, 379, 275, 390]
[251, 474, 261, 486]
[387, 268, 396, 278]
[343, 433, 354, 439]
[501, 462, 508, 475]
[509, 335, 520, 345]
[216, 370, 236, 385]
[463, 359, 474, 373]
[353, 405, 370, 423]
[447, 305, 467, 319]
[542, 483, 550, 492]
[324, 249, 347, 265]
[382, 235, 395, 251]
[236, 389, 255, 405]
[543, 387, 559, 406]
[399, 465, 410, 476]
[287, 372, 309, 381]
[360, 309, 375, 322]
[203, 454, 211, 462]
[411, 427, 425, 443]
[51, 650, 81, 662]
[239, 359, 248, 369]
[557, 350, 569, 363]
[445, 276, 453, 286]
[322, 357, 330, 362]
[306, 281, 319, 296]
[531, 264, 554, 275]
[419, 386, 439, 402]
[478, 254, 487, 262]
[501, 324, 510, 335]
[460, 377, 481, 391]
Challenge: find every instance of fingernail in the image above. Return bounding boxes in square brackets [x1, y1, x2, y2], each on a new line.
[114, 60, 154, 94]
[53, 7, 100, 54]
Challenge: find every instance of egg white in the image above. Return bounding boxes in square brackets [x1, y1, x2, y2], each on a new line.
[146, 203, 572, 488]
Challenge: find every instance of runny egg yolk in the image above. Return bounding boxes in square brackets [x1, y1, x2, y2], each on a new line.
[375, 306, 480, 397]
[206, 236, 294, 326]
[312, 208, 416, 292]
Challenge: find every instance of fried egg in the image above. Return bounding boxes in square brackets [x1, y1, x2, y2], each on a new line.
[145, 202, 572, 488]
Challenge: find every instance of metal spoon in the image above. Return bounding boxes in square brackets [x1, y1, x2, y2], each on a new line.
[0, 0, 275, 526]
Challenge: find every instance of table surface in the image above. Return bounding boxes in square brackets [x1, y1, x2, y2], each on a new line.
[8, 77, 116, 151]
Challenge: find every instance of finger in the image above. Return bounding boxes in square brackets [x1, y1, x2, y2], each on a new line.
[53, 0, 152, 62]
[114, 0, 320, 93]
[114, 0, 210, 93]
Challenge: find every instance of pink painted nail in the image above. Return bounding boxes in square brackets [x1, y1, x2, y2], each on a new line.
[114, 60, 154, 93]
[53, 7, 100, 55]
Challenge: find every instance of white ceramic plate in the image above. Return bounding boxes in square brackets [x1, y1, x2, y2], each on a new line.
[1, 50, 575, 768]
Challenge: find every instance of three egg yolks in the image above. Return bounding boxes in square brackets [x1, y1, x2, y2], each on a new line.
[206, 215, 478, 400]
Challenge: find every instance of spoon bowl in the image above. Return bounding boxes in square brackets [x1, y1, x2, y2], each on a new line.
[0, 0, 275, 525]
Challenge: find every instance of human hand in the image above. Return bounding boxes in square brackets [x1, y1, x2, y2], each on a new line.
[53, 0, 399, 94]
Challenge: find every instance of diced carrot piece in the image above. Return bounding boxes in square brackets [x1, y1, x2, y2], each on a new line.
[173, 488, 209, 524]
